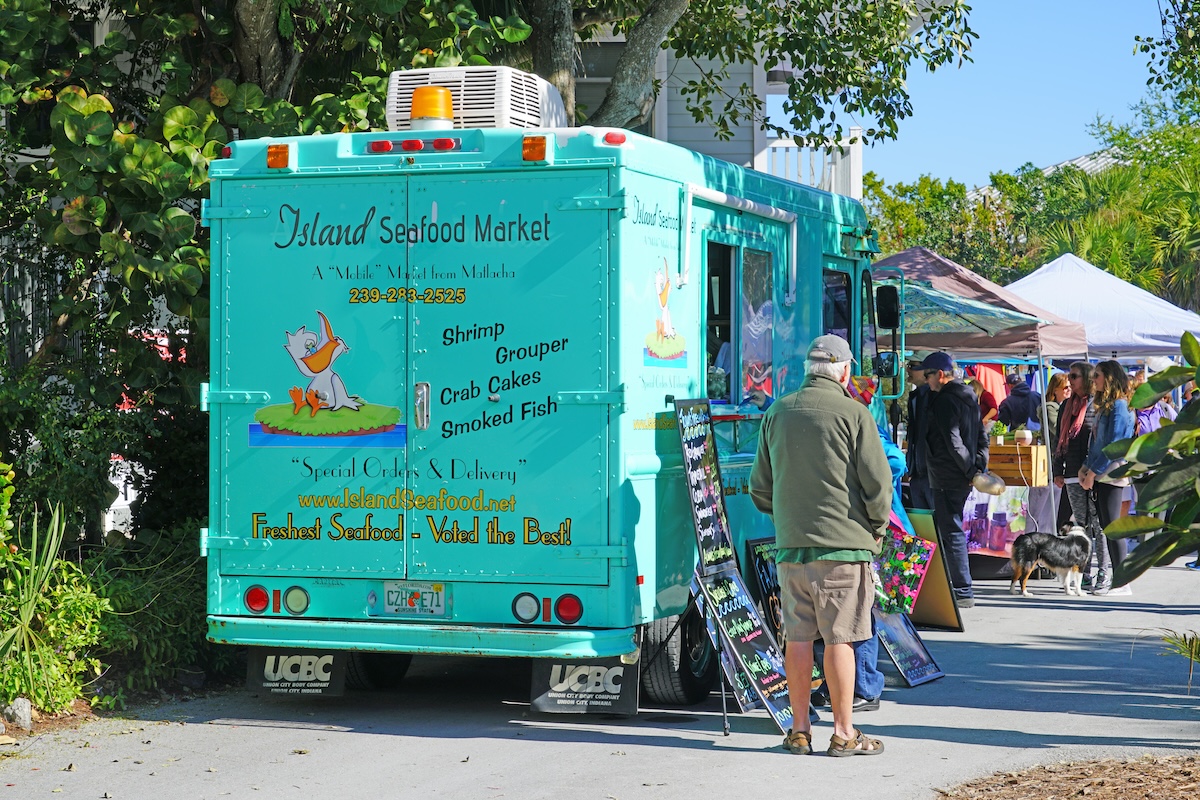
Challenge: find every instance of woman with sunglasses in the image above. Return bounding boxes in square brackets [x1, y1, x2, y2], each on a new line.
[1080, 361, 1136, 595]
[1054, 362, 1101, 588]
[1028, 372, 1071, 535]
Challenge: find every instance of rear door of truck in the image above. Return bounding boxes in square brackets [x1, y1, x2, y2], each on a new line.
[211, 174, 412, 577]
[403, 169, 611, 585]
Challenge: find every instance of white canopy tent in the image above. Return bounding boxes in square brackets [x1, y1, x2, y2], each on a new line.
[1007, 253, 1200, 358]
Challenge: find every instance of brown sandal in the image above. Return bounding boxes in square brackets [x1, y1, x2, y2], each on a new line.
[827, 728, 884, 757]
[782, 729, 813, 754]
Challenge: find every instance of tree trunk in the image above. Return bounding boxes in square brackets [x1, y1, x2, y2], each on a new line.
[589, 0, 690, 129]
[528, 0, 577, 123]
[233, 0, 287, 98]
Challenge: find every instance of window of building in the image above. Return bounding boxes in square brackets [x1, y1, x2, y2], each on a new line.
[577, 42, 653, 134]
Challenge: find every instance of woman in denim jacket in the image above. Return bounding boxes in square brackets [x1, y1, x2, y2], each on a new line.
[1080, 361, 1136, 595]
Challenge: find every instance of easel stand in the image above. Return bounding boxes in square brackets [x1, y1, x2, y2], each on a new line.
[710, 599, 731, 736]
[640, 594, 730, 737]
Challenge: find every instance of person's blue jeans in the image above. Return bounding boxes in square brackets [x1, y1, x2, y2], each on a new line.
[854, 615, 884, 700]
[932, 484, 974, 600]
[908, 474, 935, 511]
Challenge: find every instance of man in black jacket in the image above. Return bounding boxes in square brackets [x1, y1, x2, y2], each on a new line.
[997, 372, 1042, 430]
[906, 356, 934, 510]
[921, 352, 989, 608]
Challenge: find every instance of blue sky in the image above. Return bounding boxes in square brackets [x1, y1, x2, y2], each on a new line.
[769, 1, 1165, 189]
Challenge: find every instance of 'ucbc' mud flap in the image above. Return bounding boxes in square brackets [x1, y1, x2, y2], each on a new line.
[530, 656, 639, 716]
[247, 648, 347, 696]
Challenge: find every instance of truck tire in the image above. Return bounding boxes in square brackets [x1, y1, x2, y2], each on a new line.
[345, 652, 413, 690]
[641, 604, 718, 705]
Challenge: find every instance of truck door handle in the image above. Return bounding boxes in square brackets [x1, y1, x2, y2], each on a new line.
[414, 382, 431, 430]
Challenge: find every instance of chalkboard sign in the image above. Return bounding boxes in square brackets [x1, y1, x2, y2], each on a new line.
[674, 399, 737, 575]
[698, 569, 793, 733]
[873, 609, 944, 687]
[694, 582, 761, 713]
[746, 537, 783, 645]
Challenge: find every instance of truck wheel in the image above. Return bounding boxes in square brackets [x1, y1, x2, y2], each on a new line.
[641, 604, 718, 705]
[345, 652, 413, 690]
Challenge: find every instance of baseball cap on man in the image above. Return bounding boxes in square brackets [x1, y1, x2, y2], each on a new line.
[806, 334, 854, 363]
[1005, 372, 1024, 386]
[920, 351, 955, 374]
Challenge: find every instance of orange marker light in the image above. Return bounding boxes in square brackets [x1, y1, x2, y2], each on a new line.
[522, 136, 547, 162]
[266, 144, 289, 169]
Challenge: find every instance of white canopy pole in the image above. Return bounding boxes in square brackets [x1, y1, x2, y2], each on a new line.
[1037, 345, 1058, 530]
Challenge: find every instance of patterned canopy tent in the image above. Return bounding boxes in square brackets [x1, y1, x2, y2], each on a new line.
[902, 281, 1044, 337]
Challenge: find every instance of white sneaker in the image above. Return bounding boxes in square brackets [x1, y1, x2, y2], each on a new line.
[1106, 584, 1133, 596]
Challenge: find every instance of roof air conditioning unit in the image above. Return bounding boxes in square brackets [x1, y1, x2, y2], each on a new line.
[385, 66, 568, 131]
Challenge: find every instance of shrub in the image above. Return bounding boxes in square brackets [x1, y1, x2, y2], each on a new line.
[90, 521, 237, 706]
[0, 504, 110, 712]
[1102, 331, 1200, 585]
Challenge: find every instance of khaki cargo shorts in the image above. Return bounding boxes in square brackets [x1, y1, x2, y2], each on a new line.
[777, 560, 873, 645]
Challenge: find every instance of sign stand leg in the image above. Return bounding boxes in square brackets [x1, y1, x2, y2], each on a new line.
[710, 600, 730, 736]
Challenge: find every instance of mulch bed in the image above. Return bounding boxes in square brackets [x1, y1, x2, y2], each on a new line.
[935, 755, 1200, 799]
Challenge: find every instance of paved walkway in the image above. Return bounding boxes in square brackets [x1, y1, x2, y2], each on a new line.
[855, 553, 1200, 797]
[1, 557, 1198, 799]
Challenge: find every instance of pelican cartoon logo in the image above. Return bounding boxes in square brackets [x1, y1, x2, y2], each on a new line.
[285, 311, 361, 414]
[643, 258, 687, 367]
[249, 311, 404, 447]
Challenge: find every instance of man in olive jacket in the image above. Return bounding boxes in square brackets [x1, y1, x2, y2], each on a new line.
[750, 334, 891, 757]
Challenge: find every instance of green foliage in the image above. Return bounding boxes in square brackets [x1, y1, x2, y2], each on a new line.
[669, 0, 975, 144]
[1136, 2, 1200, 109]
[1103, 333, 1200, 587]
[89, 522, 236, 705]
[866, 94, 1200, 307]
[0, 365, 152, 539]
[1158, 628, 1200, 695]
[0, 506, 110, 713]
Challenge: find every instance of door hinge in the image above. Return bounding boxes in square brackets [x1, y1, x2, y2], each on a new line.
[555, 390, 625, 406]
[560, 544, 629, 565]
[200, 201, 271, 225]
[200, 383, 270, 411]
[557, 194, 627, 215]
[200, 528, 273, 557]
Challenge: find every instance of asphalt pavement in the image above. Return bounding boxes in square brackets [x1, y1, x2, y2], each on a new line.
[2, 555, 1199, 799]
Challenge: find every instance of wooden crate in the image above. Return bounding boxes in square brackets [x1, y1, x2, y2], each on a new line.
[988, 443, 1048, 487]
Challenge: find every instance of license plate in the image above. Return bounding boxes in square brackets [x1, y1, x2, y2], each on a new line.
[381, 581, 448, 616]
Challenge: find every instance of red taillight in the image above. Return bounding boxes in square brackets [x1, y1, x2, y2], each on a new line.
[369, 140, 394, 153]
[431, 138, 458, 151]
[245, 585, 269, 614]
[554, 594, 583, 625]
[220, 145, 232, 158]
[603, 131, 627, 145]
[400, 139, 424, 152]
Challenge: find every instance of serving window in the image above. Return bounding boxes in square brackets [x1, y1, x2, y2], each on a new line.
[705, 242, 774, 405]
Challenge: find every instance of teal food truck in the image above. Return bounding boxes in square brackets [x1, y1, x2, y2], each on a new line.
[201, 67, 892, 705]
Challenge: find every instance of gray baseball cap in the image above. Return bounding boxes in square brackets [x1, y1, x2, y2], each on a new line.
[806, 334, 854, 363]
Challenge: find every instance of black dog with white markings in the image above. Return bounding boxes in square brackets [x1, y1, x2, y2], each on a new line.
[1009, 527, 1092, 597]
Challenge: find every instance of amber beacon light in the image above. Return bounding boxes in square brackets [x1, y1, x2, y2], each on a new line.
[410, 85, 454, 131]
